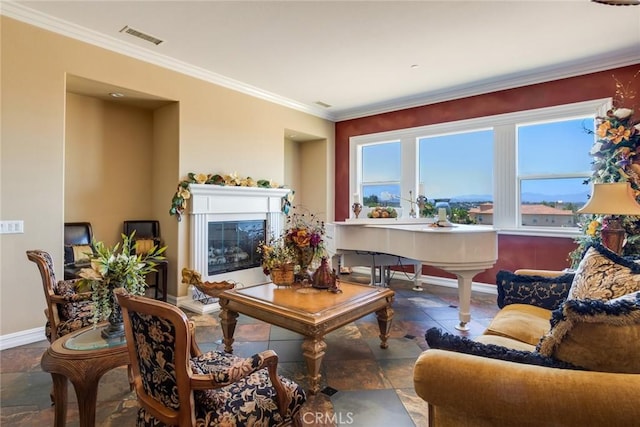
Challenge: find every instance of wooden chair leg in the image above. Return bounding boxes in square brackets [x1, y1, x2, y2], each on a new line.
[127, 365, 135, 391]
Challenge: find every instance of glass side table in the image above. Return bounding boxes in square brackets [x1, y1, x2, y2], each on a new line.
[41, 323, 131, 427]
[65, 324, 126, 350]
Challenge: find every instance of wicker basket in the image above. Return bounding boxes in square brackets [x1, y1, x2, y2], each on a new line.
[270, 264, 295, 286]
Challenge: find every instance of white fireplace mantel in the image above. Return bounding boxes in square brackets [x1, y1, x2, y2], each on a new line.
[180, 184, 291, 314]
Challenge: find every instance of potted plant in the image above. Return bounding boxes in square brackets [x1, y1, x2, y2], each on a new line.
[257, 236, 297, 285]
[78, 231, 166, 339]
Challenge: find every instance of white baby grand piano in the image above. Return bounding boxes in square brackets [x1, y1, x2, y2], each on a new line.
[325, 219, 498, 330]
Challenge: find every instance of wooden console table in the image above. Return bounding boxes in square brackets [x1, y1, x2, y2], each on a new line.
[40, 324, 130, 427]
[218, 280, 395, 394]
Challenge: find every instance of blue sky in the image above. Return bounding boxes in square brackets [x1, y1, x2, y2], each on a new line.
[362, 117, 594, 203]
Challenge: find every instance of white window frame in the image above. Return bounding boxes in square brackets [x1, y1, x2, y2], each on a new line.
[349, 98, 611, 237]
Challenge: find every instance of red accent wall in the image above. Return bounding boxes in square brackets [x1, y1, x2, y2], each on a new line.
[335, 65, 640, 283]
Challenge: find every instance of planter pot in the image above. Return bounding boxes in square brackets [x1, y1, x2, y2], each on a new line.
[270, 264, 295, 286]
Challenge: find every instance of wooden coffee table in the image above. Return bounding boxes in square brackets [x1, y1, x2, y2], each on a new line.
[218, 280, 395, 394]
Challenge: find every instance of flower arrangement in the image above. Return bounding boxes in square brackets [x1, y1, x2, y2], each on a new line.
[570, 74, 640, 266]
[283, 207, 326, 277]
[78, 232, 166, 324]
[256, 207, 326, 282]
[257, 235, 297, 275]
[169, 172, 284, 221]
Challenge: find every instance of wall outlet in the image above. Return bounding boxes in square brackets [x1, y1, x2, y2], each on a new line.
[0, 220, 24, 234]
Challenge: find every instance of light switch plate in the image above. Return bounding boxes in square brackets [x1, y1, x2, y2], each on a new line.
[0, 220, 24, 234]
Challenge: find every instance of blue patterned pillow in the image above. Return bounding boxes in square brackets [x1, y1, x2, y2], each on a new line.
[425, 327, 582, 370]
[496, 270, 574, 310]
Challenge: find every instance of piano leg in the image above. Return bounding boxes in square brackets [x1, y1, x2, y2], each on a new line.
[453, 270, 484, 331]
[412, 262, 423, 292]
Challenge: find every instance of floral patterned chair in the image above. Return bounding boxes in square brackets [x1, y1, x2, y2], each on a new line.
[26, 249, 94, 342]
[115, 288, 307, 427]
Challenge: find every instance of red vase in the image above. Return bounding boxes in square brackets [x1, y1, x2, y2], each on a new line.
[312, 257, 335, 289]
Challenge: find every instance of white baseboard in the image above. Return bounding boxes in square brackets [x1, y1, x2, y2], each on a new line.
[0, 294, 181, 351]
[0, 326, 46, 351]
[1, 274, 495, 350]
[349, 266, 497, 294]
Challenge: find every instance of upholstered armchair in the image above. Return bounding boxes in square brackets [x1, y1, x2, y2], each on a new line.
[115, 288, 307, 426]
[26, 249, 94, 342]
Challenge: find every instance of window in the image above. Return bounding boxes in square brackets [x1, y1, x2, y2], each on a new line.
[517, 117, 595, 227]
[349, 98, 610, 236]
[361, 142, 401, 207]
[418, 129, 493, 206]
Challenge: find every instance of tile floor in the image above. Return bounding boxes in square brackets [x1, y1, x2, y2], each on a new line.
[0, 272, 499, 427]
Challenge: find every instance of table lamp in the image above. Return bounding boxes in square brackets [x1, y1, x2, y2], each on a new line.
[577, 182, 640, 254]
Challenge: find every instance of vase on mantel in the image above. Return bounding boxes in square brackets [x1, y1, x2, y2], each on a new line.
[101, 285, 125, 340]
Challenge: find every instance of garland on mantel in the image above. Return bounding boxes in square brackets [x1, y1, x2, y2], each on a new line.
[169, 172, 286, 221]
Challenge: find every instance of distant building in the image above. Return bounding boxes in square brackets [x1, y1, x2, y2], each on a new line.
[468, 203, 576, 227]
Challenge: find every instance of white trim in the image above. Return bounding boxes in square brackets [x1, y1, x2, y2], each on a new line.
[333, 50, 640, 121]
[350, 98, 612, 238]
[1, 2, 637, 122]
[421, 275, 497, 295]
[0, 327, 46, 350]
[0, 2, 333, 120]
[350, 266, 497, 295]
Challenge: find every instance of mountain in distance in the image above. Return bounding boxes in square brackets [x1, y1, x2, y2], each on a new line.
[520, 191, 589, 204]
[450, 191, 589, 204]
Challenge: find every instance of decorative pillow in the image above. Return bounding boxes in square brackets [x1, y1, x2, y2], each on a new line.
[496, 270, 573, 310]
[65, 244, 92, 265]
[537, 291, 640, 373]
[568, 244, 640, 301]
[425, 327, 581, 370]
[134, 238, 156, 255]
[72, 244, 92, 264]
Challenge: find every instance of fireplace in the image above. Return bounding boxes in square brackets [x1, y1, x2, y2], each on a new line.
[179, 184, 291, 314]
[207, 219, 264, 275]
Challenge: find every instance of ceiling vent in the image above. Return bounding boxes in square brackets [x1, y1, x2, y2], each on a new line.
[119, 25, 163, 45]
[315, 101, 332, 108]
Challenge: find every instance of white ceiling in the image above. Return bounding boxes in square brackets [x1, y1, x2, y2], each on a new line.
[4, 1, 640, 121]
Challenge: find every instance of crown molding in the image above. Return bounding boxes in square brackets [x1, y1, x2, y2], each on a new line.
[3, 2, 639, 124]
[334, 48, 640, 121]
[0, 2, 335, 121]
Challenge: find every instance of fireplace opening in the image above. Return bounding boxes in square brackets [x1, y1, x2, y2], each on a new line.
[208, 220, 266, 275]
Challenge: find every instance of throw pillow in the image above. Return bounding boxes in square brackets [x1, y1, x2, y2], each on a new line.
[496, 270, 573, 310]
[425, 327, 581, 370]
[134, 238, 156, 255]
[568, 244, 640, 301]
[73, 244, 92, 263]
[537, 291, 640, 373]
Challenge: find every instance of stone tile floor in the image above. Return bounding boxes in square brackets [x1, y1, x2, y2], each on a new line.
[0, 272, 499, 427]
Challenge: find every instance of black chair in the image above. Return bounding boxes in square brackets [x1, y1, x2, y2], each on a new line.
[123, 220, 168, 301]
[63, 222, 94, 280]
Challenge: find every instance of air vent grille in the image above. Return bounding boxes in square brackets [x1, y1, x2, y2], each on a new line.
[315, 101, 332, 108]
[120, 25, 163, 45]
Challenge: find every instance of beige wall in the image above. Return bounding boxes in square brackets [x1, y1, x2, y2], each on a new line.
[0, 17, 334, 338]
[65, 93, 156, 245]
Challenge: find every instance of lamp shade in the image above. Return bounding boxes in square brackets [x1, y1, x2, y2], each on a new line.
[578, 182, 640, 215]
